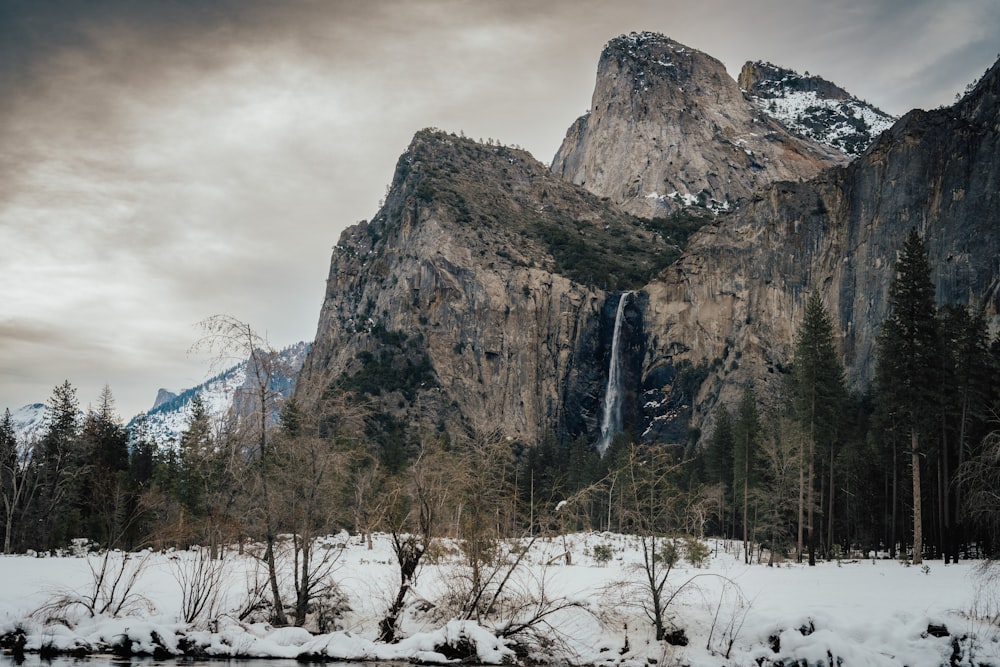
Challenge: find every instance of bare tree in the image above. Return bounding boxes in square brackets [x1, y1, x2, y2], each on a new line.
[379, 436, 455, 642]
[171, 547, 229, 626]
[616, 443, 684, 642]
[273, 430, 349, 627]
[190, 315, 287, 458]
[349, 448, 390, 550]
[34, 551, 153, 620]
[756, 416, 805, 565]
[0, 410, 38, 553]
[192, 315, 289, 620]
[957, 420, 1000, 546]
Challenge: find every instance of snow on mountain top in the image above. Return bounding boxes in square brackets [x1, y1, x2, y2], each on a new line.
[743, 62, 897, 157]
[604, 31, 701, 62]
[130, 341, 308, 447]
[750, 88, 896, 156]
[9, 402, 47, 443]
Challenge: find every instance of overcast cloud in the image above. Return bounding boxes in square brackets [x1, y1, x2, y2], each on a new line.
[2, 0, 998, 418]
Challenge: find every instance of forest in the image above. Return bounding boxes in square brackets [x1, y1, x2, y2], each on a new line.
[2, 229, 999, 628]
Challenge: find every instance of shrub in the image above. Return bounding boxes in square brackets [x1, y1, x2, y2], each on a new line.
[592, 543, 613, 566]
[684, 537, 711, 568]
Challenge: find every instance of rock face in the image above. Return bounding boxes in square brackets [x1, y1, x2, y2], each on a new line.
[301, 38, 1000, 450]
[642, 57, 1000, 432]
[739, 61, 897, 157]
[151, 389, 178, 411]
[129, 342, 310, 446]
[297, 130, 675, 446]
[551, 32, 846, 218]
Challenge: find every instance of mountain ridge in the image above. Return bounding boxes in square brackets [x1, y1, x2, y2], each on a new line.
[130, 341, 309, 446]
[739, 60, 897, 157]
[551, 32, 847, 218]
[299, 34, 1000, 450]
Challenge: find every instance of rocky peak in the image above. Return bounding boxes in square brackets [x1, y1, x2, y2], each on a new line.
[151, 388, 179, 411]
[739, 61, 897, 157]
[298, 129, 686, 448]
[552, 32, 846, 218]
[599, 32, 740, 112]
[738, 61, 851, 101]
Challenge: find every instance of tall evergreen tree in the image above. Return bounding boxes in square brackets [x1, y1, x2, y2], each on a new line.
[81, 386, 131, 547]
[875, 229, 939, 565]
[791, 291, 847, 564]
[705, 409, 734, 537]
[733, 387, 761, 563]
[178, 394, 213, 518]
[36, 381, 83, 550]
[938, 306, 994, 559]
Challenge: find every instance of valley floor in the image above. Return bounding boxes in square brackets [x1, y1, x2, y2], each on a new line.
[0, 533, 997, 666]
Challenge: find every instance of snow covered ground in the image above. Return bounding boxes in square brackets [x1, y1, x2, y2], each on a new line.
[0, 533, 997, 666]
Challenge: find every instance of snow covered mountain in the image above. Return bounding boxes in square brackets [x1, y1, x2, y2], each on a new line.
[8, 403, 48, 444]
[739, 60, 897, 157]
[128, 341, 309, 447]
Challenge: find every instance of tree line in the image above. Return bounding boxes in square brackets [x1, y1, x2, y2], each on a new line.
[2, 231, 999, 590]
[679, 229, 999, 565]
[512, 229, 1000, 566]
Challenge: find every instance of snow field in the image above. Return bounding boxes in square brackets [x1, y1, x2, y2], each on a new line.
[0, 533, 998, 666]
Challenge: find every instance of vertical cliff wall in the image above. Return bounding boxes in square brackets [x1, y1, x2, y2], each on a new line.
[641, 57, 1000, 433]
[297, 130, 676, 447]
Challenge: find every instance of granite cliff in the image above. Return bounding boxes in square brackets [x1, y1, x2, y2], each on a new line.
[642, 56, 1000, 434]
[300, 35, 1000, 450]
[296, 131, 673, 448]
[551, 32, 847, 218]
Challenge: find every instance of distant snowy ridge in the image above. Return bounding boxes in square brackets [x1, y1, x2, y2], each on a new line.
[8, 343, 309, 447]
[9, 403, 48, 443]
[740, 60, 897, 157]
[129, 341, 309, 447]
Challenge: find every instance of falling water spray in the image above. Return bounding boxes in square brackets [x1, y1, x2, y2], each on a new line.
[596, 292, 630, 455]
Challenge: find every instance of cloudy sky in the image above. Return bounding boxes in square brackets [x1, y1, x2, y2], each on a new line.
[2, 0, 998, 419]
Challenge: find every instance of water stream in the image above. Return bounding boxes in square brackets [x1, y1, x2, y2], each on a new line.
[596, 292, 630, 455]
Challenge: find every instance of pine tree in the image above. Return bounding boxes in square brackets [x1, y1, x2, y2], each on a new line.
[791, 291, 847, 565]
[705, 409, 734, 537]
[36, 380, 83, 549]
[875, 229, 939, 564]
[279, 397, 304, 438]
[938, 305, 993, 560]
[733, 388, 761, 563]
[81, 386, 131, 547]
[178, 394, 213, 517]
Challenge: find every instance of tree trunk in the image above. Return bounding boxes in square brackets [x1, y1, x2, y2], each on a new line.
[743, 445, 750, 565]
[807, 437, 816, 566]
[955, 390, 968, 561]
[265, 535, 288, 625]
[797, 457, 804, 562]
[911, 428, 923, 565]
[827, 446, 835, 557]
[937, 455, 946, 563]
[3, 509, 12, 554]
[295, 536, 311, 626]
[890, 440, 898, 559]
[380, 535, 424, 643]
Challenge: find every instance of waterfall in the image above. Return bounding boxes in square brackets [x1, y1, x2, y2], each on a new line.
[596, 292, 630, 455]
